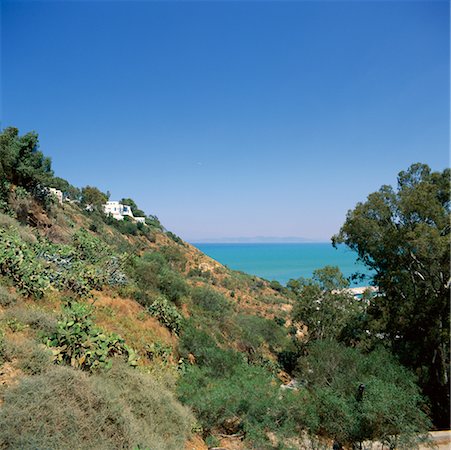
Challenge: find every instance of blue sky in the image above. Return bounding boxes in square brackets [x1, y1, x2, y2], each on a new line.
[2, 1, 449, 241]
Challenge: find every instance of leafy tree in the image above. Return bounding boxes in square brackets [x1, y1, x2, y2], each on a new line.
[49, 177, 81, 201]
[81, 186, 109, 208]
[0, 127, 53, 203]
[296, 340, 431, 449]
[333, 163, 450, 427]
[120, 197, 145, 217]
[291, 266, 363, 342]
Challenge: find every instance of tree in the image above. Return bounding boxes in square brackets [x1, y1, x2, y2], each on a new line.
[49, 177, 81, 201]
[120, 198, 145, 217]
[333, 163, 450, 427]
[0, 127, 53, 201]
[81, 186, 109, 208]
[290, 266, 363, 342]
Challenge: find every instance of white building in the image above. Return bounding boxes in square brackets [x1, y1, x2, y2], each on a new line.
[103, 201, 133, 220]
[49, 188, 63, 205]
[103, 201, 146, 224]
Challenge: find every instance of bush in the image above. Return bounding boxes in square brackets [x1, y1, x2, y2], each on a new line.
[179, 322, 243, 374]
[236, 314, 288, 352]
[158, 268, 189, 305]
[45, 301, 137, 371]
[178, 362, 317, 447]
[295, 341, 431, 448]
[147, 295, 183, 334]
[0, 363, 193, 450]
[190, 286, 232, 320]
[0, 228, 50, 297]
[160, 245, 187, 269]
[166, 231, 184, 245]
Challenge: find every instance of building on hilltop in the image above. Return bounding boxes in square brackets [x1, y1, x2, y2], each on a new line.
[48, 187, 63, 205]
[103, 201, 146, 223]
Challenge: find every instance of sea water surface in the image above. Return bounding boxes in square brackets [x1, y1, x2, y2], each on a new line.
[193, 243, 373, 287]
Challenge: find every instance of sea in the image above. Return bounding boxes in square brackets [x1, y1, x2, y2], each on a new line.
[192, 243, 374, 287]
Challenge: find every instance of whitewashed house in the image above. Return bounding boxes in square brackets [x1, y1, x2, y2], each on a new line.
[103, 201, 146, 223]
[49, 188, 63, 205]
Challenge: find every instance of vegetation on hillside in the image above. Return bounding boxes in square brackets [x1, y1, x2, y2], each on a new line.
[0, 127, 446, 449]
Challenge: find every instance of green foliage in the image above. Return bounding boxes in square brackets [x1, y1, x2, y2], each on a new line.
[269, 279, 284, 292]
[236, 313, 288, 352]
[120, 197, 146, 217]
[178, 362, 317, 447]
[166, 231, 184, 245]
[147, 295, 183, 334]
[40, 229, 127, 296]
[130, 251, 188, 307]
[81, 185, 109, 208]
[296, 340, 431, 448]
[46, 301, 138, 371]
[190, 286, 232, 320]
[49, 176, 80, 201]
[0, 127, 53, 205]
[333, 163, 450, 426]
[291, 266, 363, 342]
[0, 363, 194, 450]
[0, 228, 50, 297]
[146, 341, 173, 364]
[145, 214, 163, 230]
[158, 268, 189, 305]
[159, 244, 187, 269]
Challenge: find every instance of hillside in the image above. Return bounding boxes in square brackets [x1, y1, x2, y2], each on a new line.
[0, 127, 439, 449]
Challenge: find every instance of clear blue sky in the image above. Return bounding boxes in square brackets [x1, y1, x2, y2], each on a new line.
[2, 1, 449, 241]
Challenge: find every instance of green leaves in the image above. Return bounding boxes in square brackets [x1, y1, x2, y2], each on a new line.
[333, 163, 450, 426]
[46, 301, 138, 371]
[147, 295, 183, 334]
[0, 228, 50, 298]
[296, 341, 431, 448]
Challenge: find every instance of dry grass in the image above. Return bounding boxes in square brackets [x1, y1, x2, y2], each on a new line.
[92, 291, 176, 359]
[0, 362, 194, 450]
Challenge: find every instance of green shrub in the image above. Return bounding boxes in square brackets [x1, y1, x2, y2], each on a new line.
[269, 280, 284, 292]
[166, 231, 184, 246]
[158, 268, 189, 305]
[46, 301, 138, 371]
[0, 228, 50, 297]
[179, 322, 243, 374]
[190, 286, 232, 319]
[0, 363, 193, 450]
[147, 295, 183, 334]
[159, 245, 187, 269]
[178, 362, 317, 447]
[296, 341, 431, 448]
[236, 314, 288, 352]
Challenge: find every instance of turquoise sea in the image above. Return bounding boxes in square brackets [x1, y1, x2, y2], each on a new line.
[193, 243, 374, 287]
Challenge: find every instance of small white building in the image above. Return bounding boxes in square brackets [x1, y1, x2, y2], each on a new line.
[103, 201, 134, 220]
[103, 201, 146, 224]
[49, 188, 63, 205]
